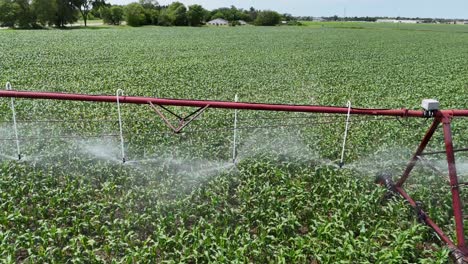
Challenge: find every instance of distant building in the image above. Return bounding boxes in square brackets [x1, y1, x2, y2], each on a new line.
[376, 19, 395, 23]
[207, 18, 229, 26]
[313, 17, 325, 22]
[400, 20, 421, 24]
[238, 20, 247, 26]
[376, 19, 421, 24]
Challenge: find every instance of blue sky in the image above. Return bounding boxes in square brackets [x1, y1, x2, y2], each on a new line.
[108, 0, 468, 19]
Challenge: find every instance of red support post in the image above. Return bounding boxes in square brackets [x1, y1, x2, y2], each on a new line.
[442, 115, 467, 251]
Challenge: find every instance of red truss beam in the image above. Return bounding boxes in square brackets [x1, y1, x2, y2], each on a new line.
[394, 112, 467, 260]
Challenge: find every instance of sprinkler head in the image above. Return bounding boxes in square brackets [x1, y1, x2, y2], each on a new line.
[338, 162, 344, 168]
[18, 154, 22, 161]
[122, 157, 126, 164]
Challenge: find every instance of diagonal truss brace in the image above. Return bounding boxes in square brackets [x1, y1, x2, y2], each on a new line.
[148, 102, 210, 133]
[391, 113, 467, 258]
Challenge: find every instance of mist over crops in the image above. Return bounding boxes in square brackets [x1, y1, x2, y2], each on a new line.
[1, 23, 468, 262]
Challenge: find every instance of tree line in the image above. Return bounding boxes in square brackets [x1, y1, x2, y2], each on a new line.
[0, 0, 285, 28]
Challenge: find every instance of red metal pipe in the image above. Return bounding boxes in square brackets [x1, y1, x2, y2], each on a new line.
[396, 118, 441, 187]
[0, 90, 428, 117]
[442, 116, 467, 249]
[2, 90, 468, 117]
[443, 110, 468, 117]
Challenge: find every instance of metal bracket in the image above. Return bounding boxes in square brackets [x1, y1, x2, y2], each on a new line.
[415, 201, 427, 223]
[423, 110, 437, 118]
[148, 102, 209, 133]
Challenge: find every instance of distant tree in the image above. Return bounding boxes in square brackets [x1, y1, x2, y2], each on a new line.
[13, 0, 34, 28]
[238, 12, 249, 22]
[167, 2, 186, 26]
[110, 5, 123, 24]
[90, 0, 108, 18]
[55, 0, 79, 27]
[228, 5, 239, 20]
[247, 6, 257, 21]
[143, 7, 158, 24]
[211, 11, 224, 20]
[125, 2, 145, 26]
[282, 13, 293, 21]
[229, 20, 240, 26]
[202, 8, 210, 22]
[92, 0, 106, 8]
[172, 5, 186, 25]
[100, 5, 110, 22]
[101, 5, 123, 25]
[210, 7, 233, 21]
[72, 0, 94, 26]
[31, 0, 56, 26]
[186, 4, 205, 26]
[139, 0, 158, 10]
[157, 8, 171, 26]
[0, 0, 21, 27]
[210, 6, 249, 23]
[254, 10, 281, 26]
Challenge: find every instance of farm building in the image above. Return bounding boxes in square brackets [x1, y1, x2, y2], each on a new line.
[376, 19, 421, 24]
[207, 18, 229, 26]
[238, 20, 247, 26]
[376, 19, 395, 23]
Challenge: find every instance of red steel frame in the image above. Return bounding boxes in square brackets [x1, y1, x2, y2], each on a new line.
[0, 89, 467, 258]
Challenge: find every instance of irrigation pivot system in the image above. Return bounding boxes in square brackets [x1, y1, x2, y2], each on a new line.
[1, 88, 467, 262]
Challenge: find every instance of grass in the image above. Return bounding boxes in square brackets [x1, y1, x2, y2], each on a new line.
[0, 24, 467, 262]
[301, 21, 468, 33]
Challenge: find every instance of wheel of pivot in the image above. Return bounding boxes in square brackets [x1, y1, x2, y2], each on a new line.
[375, 171, 397, 199]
